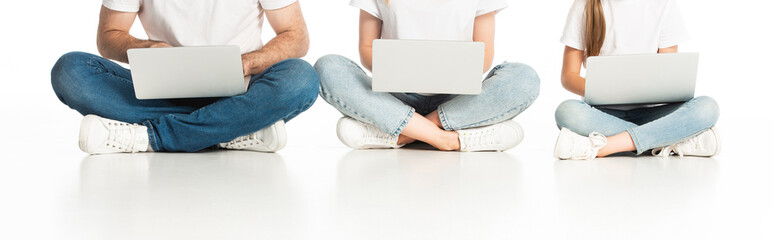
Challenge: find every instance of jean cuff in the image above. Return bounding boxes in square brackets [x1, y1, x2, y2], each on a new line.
[390, 107, 416, 138]
[143, 120, 161, 152]
[627, 128, 646, 155]
[438, 106, 454, 131]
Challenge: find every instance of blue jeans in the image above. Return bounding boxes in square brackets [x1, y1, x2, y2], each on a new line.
[554, 97, 720, 154]
[314, 54, 540, 136]
[51, 51, 319, 152]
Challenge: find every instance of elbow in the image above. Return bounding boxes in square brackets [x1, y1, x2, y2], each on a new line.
[561, 74, 585, 96]
[297, 29, 310, 58]
[360, 56, 372, 72]
[560, 75, 571, 92]
[560, 77, 572, 92]
[96, 31, 120, 60]
[96, 35, 109, 59]
[358, 46, 373, 71]
[360, 57, 372, 72]
[560, 75, 577, 94]
[96, 46, 112, 60]
[299, 31, 311, 57]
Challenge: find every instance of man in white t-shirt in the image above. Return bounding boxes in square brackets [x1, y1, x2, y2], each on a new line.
[51, 0, 319, 154]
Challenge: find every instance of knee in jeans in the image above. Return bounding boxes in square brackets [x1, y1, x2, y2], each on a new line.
[314, 54, 351, 71]
[52, 52, 91, 84]
[51, 51, 95, 103]
[314, 54, 361, 97]
[497, 62, 541, 99]
[501, 62, 539, 77]
[555, 99, 591, 130]
[314, 55, 352, 81]
[281, 59, 320, 104]
[691, 96, 720, 126]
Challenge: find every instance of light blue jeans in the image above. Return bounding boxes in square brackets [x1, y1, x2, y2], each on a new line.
[314, 54, 540, 137]
[554, 97, 720, 154]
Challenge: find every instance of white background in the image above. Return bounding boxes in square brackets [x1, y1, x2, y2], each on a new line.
[1, 0, 773, 239]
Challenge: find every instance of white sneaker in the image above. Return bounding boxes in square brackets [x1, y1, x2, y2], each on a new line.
[652, 127, 721, 157]
[79, 115, 150, 154]
[219, 120, 287, 153]
[553, 128, 608, 160]
[457, 120, 524, 152]
[336, 117, 401, 149]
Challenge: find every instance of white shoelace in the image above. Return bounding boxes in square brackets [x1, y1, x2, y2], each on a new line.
[573, 132, 607, 160]
[361, 123, 394, 144]
[459, 126, 498, 150]
[223, 132, 265, 148]
[653, 137, 698, 158]
[106, 122, 145, 153]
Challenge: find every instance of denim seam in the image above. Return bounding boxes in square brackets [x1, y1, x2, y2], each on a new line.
[649, 126, 714, 151]
[441, 62, 538, 130]
[143, 120, 161, 151]
[391, 108, 416, 137]
[322, 90, 413, 137]
[447, 93, 538, 130]
[321, 91, 370, 121]
[87, 57, 134, 85]
[438, 105, 453, 131]
[186, 63, 277, 118]
[284, 95, 318, 122]
[627, 128, 644, 154]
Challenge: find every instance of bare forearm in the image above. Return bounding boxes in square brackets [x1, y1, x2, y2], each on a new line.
[359, 46, 373, 72]
[242, 28, 309, 75]
[358, 10, 381, 73]
[562, 73, 586, 96]
[482, 46, 494, 73]
[561, 46, 586, 96]
[658, 45, 678, 53]
[97, 31, 167, 63]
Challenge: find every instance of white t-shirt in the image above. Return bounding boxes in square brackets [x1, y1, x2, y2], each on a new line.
[102, 0, 297, 54]
[350, 0, 507, 96]
[560, 0, 689, 56]
[350, 0, 508, 41]
[561, 0, 689, 109]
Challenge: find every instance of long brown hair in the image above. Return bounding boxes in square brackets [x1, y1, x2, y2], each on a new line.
[584, 0, 606, 58]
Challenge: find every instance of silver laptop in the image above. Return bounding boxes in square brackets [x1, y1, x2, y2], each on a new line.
[127, 46, 248, 99]
[372, 39, 485, 95]
[584, 52, 699, 106]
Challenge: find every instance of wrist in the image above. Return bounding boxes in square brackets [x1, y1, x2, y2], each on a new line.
[149, 41, 171, 48]
[241, 55, 253, 76]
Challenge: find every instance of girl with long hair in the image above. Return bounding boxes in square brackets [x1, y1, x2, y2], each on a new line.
[554, 0, 720, 160]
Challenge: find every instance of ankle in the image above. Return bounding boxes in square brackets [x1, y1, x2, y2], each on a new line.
[433, 131, 460, 151]
[397, 135, 416, 145]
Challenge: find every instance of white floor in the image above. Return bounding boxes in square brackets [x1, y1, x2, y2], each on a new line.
[2, 1, 774, 239]
[2, 129, 773, 240]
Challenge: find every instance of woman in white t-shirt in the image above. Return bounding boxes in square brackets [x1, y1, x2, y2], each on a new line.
[314, 0, 540, 151]
[553, 0, 720, 160]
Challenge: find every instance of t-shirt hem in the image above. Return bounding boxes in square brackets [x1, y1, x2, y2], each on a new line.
[261, 0, 297, 11]
[102, 2, 140, 12]
[659, 36, 689, 49]
[476, 3, 508, 16]
[350, 1, 381, 19]
[560, 37, 584, 51]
